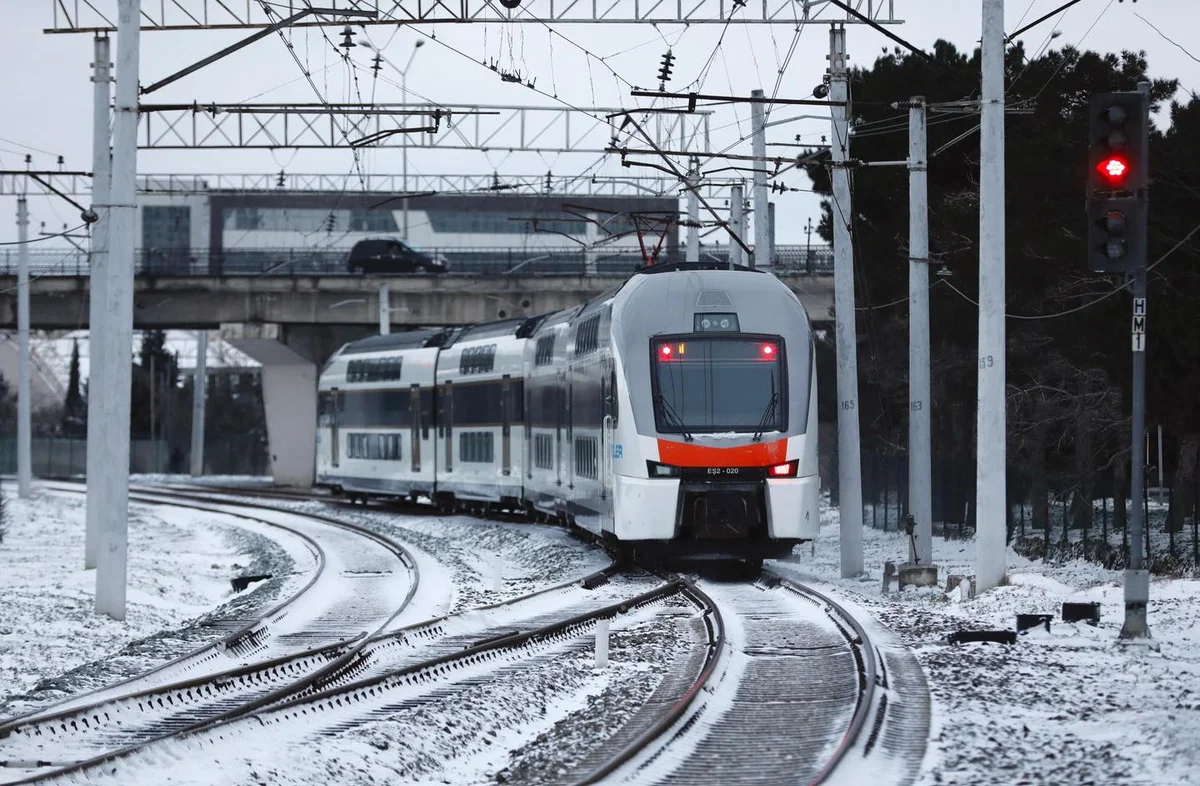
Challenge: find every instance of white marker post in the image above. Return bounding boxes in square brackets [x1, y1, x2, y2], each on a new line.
[595, 618, 610, 668]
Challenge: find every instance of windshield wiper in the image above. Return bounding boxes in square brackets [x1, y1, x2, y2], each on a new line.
[752, 386, 779, 442]
[654, 394, 694, 442]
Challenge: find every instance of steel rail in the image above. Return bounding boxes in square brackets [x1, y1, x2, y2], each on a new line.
[764, 569, 880, 785]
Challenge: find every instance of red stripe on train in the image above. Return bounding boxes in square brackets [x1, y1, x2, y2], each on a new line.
[656, 438, 789, 467]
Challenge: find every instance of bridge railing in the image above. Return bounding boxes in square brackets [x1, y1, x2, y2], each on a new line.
[1, 245, 833, 277]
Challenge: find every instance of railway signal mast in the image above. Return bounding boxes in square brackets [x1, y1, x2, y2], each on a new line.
[1086, 86, 1154, 643]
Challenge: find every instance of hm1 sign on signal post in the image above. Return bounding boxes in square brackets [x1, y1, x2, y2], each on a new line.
[1132, 297, 1146, 352]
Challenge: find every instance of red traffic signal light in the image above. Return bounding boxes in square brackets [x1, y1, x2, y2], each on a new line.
[1088, 92, 1147, 195]
[1098, 156, 1128, 183]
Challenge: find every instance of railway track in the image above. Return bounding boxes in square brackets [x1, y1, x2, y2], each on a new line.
[7, 480, 905, 784]
[574, 569, 881, 786]
[109, 482, 889, 786]
[0, 483, 422, 782]
[1, 567, 714, 785]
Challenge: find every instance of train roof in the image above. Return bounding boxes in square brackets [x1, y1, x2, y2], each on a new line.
[339, 327, 452, 356]
[444, 314, 548, 346]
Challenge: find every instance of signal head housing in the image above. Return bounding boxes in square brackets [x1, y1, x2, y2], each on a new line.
[1087, 91, 1148, 196]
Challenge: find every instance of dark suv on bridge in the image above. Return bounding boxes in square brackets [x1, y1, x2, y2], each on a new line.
[346, 237, 448, 274]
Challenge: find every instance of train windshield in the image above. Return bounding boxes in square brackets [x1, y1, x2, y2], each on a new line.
[652, 337, 786, 434]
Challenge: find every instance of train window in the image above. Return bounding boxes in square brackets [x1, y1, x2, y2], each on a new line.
[651, 337, 788, 434]
[458, 431, 495, 463]
[573, 315, 601, 356]
[574, 437, 598, 479]
[346, 432, 403, 461]
[345, 357, 403, 383]
[460, 344, 497, 375]
[534, 334, 556, 366]
[534, 433, 554, 469]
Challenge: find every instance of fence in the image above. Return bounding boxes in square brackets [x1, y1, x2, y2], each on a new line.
[829, 443, 1200, 574]
[0, 435, 268, 477]
[2, 245, 835, 278]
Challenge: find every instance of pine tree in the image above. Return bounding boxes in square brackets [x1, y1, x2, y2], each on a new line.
[61, 339, 86, 437]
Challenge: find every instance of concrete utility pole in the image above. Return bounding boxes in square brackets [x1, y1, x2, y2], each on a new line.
[85, 33, 113, 569]
[729, 184, 745, 266]
[976, 0, 1008, 593]
[95, 0, 140, 620]
[829, 24, 866, 578]
[908, 96, 933, 565]
[686, 157, 700, 262]
[378, 283, 391, 335]
[190, 329, 207, 477]
[1120, 79, 1153, 642]
[751, 88, 769, 270]
[16, 197, 31, 499]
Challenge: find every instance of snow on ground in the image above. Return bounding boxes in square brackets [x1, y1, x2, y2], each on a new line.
[0, 484, 289, 718]
[772, 497, 1200, 786]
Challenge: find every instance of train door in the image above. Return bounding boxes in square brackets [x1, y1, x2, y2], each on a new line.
[566, 364, 575, 492]
[444, 380, 454, 473]
[409, 384, 421, 473]
[501, 374, 512, 476]
[601, 359, 614, 500]
[555, 368, 565, 487]
[524, 379, 533, 480]
[330, 388, 341, 468]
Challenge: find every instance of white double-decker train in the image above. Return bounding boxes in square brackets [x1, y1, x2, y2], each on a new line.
[316, 261, 820, 562]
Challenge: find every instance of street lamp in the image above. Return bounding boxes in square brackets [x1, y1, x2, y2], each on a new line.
[399, 40, 424, 240]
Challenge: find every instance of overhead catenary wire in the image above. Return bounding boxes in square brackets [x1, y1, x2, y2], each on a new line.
[941, 219, 1200, 320]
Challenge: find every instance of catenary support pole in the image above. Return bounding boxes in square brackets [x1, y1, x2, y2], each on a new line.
[16, 197, 31, 499]
[908, 96, 933, 564]
[767, 202, 776, 270]
[829, 24, 865, 578]
[686, 158, 700, 262]
[975, 0, 1007, 593]
[379, 283, 391, 335]
[95, 0, 140, 620]
[190, 330, 208, 477]
[85, 33, 113, 569]
[1120, 79, 1153, 642]
[751, 89, 768, 270]
[728, 184, 745, 266]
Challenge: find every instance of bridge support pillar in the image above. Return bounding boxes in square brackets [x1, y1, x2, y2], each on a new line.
[222, 326, 317, 488]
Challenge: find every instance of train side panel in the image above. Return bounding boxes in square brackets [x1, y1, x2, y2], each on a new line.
[316, 343, 440, 498]
[434, 324, 529, 505]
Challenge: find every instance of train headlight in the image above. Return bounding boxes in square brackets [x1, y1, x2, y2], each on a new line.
[693, 312, 740, 332]
[768, 460, 799, 478]
[646, 461, 681, 478]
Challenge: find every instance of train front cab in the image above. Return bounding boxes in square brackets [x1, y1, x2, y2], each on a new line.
[608, 274, 820, 561]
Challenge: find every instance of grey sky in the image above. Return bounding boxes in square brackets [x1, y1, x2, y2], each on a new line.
[1, 0, 1197, 247]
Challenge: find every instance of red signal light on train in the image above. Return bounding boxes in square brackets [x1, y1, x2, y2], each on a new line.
[659, 344, 672, 359]
[769, 460, 798, 477]
[761, 343, 777, 357]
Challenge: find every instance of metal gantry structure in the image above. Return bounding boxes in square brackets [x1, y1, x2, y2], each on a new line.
[45, 0, 904, 30]
[0, 171, 754, 199]
[135, 103, 712, 154]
